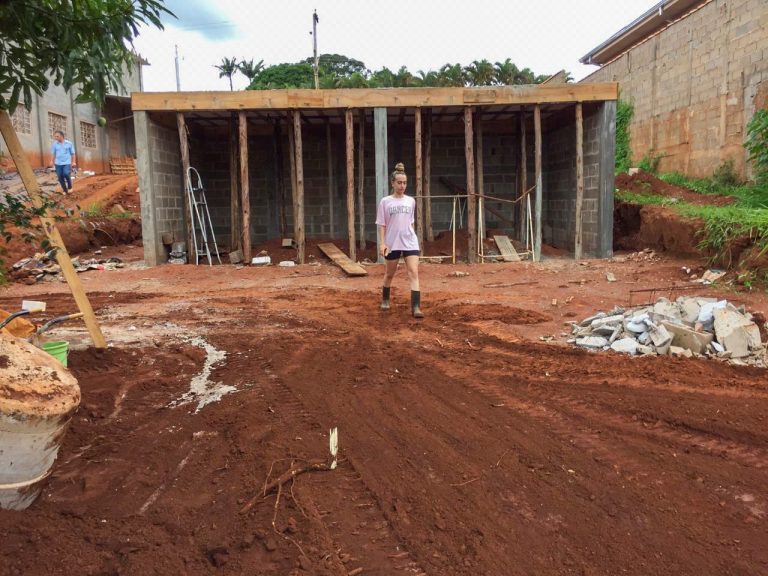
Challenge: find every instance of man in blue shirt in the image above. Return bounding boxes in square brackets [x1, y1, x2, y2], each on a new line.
[50, 130, 77, 194]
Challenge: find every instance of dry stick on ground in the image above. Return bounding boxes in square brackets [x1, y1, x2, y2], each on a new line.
[240, 461, 333, 514]
[450, 477, 480, 487]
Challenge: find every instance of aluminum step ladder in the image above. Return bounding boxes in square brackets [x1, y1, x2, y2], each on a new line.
[186, 167, 221, 266]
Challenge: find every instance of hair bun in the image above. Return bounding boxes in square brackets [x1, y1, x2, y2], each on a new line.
[394, 162, 405, 172]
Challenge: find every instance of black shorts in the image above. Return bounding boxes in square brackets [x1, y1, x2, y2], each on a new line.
[385, 249, 420, 261]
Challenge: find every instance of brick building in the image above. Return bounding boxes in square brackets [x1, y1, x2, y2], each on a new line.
[0, 60, 143, 173]
[581, 0, 768, 179]
[131, 85, 617, 266]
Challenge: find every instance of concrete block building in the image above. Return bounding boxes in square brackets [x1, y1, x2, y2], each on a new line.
[0, 60, 143, 173]
[131, 84, 617, 266]
[581, 0, 768, 179]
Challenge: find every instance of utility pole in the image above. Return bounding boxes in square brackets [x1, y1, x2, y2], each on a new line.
[174, 44, 181, 91]
[311, 10, 319, 89]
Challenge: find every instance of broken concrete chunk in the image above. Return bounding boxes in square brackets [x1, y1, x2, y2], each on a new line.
[670, 346, 693, 358]
[649, 323, 673, 349]
[606, 272, 617, 282]
[638, 331, 651, 345]
[609, 326, 623, 344]
[610, 338, 638, 355]
[592, 325, 618, 337]
[653, 298, 682, 321]
[698, 300, 727, 327]
[717, 326, 751, 358]
[636, 344, 656, 355]
[591, 314, 625, 329]
[576, 336, 609, 349]
[680, 298, 701, 324]
[710, 341, 725, 354]
[662, 322, 714, 355]
[579, 312, 606, 327]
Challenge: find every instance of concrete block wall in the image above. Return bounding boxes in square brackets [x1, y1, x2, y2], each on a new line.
[542, 104, 608, 256]
[583, 0, 768, 179]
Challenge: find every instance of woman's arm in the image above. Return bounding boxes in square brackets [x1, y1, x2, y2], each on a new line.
[378, 224, 388, 256]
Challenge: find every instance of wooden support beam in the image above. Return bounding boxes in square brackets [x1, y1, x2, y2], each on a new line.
[292, 110, 306, 264]
[475, 109, 485, 248]
[0, 110, 106, 348]
[414, 107, 424, 248]
[424, 108, 434, 242]
[357, 109, 366, 252]
[519, 108, 527, 244]
[345, 109, 357, 261]
[534, 104, 543, 262]
[464, 106, 477, 264]
[326, 121, 335, 239]
[132, 84, 620, 112]
[238, 111, 251, 262]
[229, 113, 240, 251]
[287, 113, 298, 236]
[374, 108, 388, 263]
[176, 113, 193, 260]
[574, 103, 584, 261]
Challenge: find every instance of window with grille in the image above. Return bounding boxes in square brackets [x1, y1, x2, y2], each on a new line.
[11, 104, 32, 134]
[47, 112, 67, 138]
[80, 121, 97, 148]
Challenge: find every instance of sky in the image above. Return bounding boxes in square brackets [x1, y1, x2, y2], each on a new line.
[132, 0, 659, 92]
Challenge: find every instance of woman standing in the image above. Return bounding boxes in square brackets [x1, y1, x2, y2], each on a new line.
[375, 162, 424, 318]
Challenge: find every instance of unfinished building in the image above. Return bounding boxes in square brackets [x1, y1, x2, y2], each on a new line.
[131, 84, 618, 266]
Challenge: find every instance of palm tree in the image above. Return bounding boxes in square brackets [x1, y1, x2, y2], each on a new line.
[437, 63, 465, 87]
[414, 70, 440, 87]
[214, 57, 240, 91]
[369, 67, 396, 88]
[238, 59, 264, 83]
[465, 59, 495, 86]
[394, 66, 416, 87]
[494, 58, 519, 86]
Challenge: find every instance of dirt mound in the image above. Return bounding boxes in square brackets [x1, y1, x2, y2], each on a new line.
[65, 174, 139, 213]
[614, 203, 703, 255]
[616, 172, 736, 206]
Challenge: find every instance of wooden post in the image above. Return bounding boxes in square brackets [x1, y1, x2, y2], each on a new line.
[0, 110, 106, 348]
[176, 113, 193, 260]
[287, 113, 297, 235]
[345, 109, 357, 261]
[519, 108, 527, 244]
[326, 121, 335, 239]
[534, 104, 543, 262]
[424, 108, 434, 242]
[464, 107, 477, 264]
[238, 111, 251, 263]
[229, 114, 240, 252]
[475, 109, 485, 254]
[415, 107, 424, 247]
[273, 121, 287, 237]
[374, 108, 388, 263]
[357, 109, 366, 252]
[574, 103, 584, 261]
[292, 110, 306, 264]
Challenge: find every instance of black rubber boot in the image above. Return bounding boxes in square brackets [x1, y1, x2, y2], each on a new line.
[411, 290, 424, 319]
[380, 286, 391, 311]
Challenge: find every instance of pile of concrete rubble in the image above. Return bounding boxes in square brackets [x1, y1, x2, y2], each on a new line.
[10, 252, 124, 284]
[569, 297, 766, 367]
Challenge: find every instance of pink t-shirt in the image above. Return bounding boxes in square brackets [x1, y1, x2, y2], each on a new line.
[376, 194, 420, 251]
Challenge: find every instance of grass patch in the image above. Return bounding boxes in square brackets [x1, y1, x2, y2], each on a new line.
[617, 176, 768, 266]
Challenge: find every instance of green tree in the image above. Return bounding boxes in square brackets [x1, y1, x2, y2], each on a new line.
[415, 70, 440, 87]
[214, 57, 240, 91]
[302, 54, 367, 79]
[238, 59, 264, 83]
[437, 63, 466, 87]
[494, 58, 519, 86]
[248, 63, 314, 90]
[369, 67, 396, 88]
[0, 0, 169, 113]
[465, 59, 495, 86]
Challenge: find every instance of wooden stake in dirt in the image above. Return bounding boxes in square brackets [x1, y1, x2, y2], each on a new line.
[464, 107, 477, 264]
[238, 111, 251, 262]
[0, 110, 106, 348]
[176, 113, 193, 259]
[345, 109, 357, 261]
[229, 113, 241, 251]
[273, 121, 287, 238]
[415, 107, 424, 248]
[287, 112, 298, 243]
[325, 121, 335, 239]
[357, 109, 366, 252]
[534, 104, 542, 262]
[292, 111, 306, 264]
[574, 102, 584, 261]
[424, 108, 434, 242]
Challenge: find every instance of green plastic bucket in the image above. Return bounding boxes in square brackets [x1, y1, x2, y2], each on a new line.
[41, 341, 69, 367]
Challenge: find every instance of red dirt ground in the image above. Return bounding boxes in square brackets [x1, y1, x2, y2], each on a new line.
[615, 172, 736, 206]
[0, 253, 766, 576]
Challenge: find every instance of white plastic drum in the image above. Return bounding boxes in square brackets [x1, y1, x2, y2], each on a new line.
[0, 333, 80, 510]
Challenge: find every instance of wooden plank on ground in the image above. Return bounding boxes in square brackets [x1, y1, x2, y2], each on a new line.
[493, 235, 521, 262]
[318, 243, 368, 276]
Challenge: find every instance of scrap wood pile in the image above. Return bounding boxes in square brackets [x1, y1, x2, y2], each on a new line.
[9, 252, 124, 284]
[569, 296, 767, 367]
